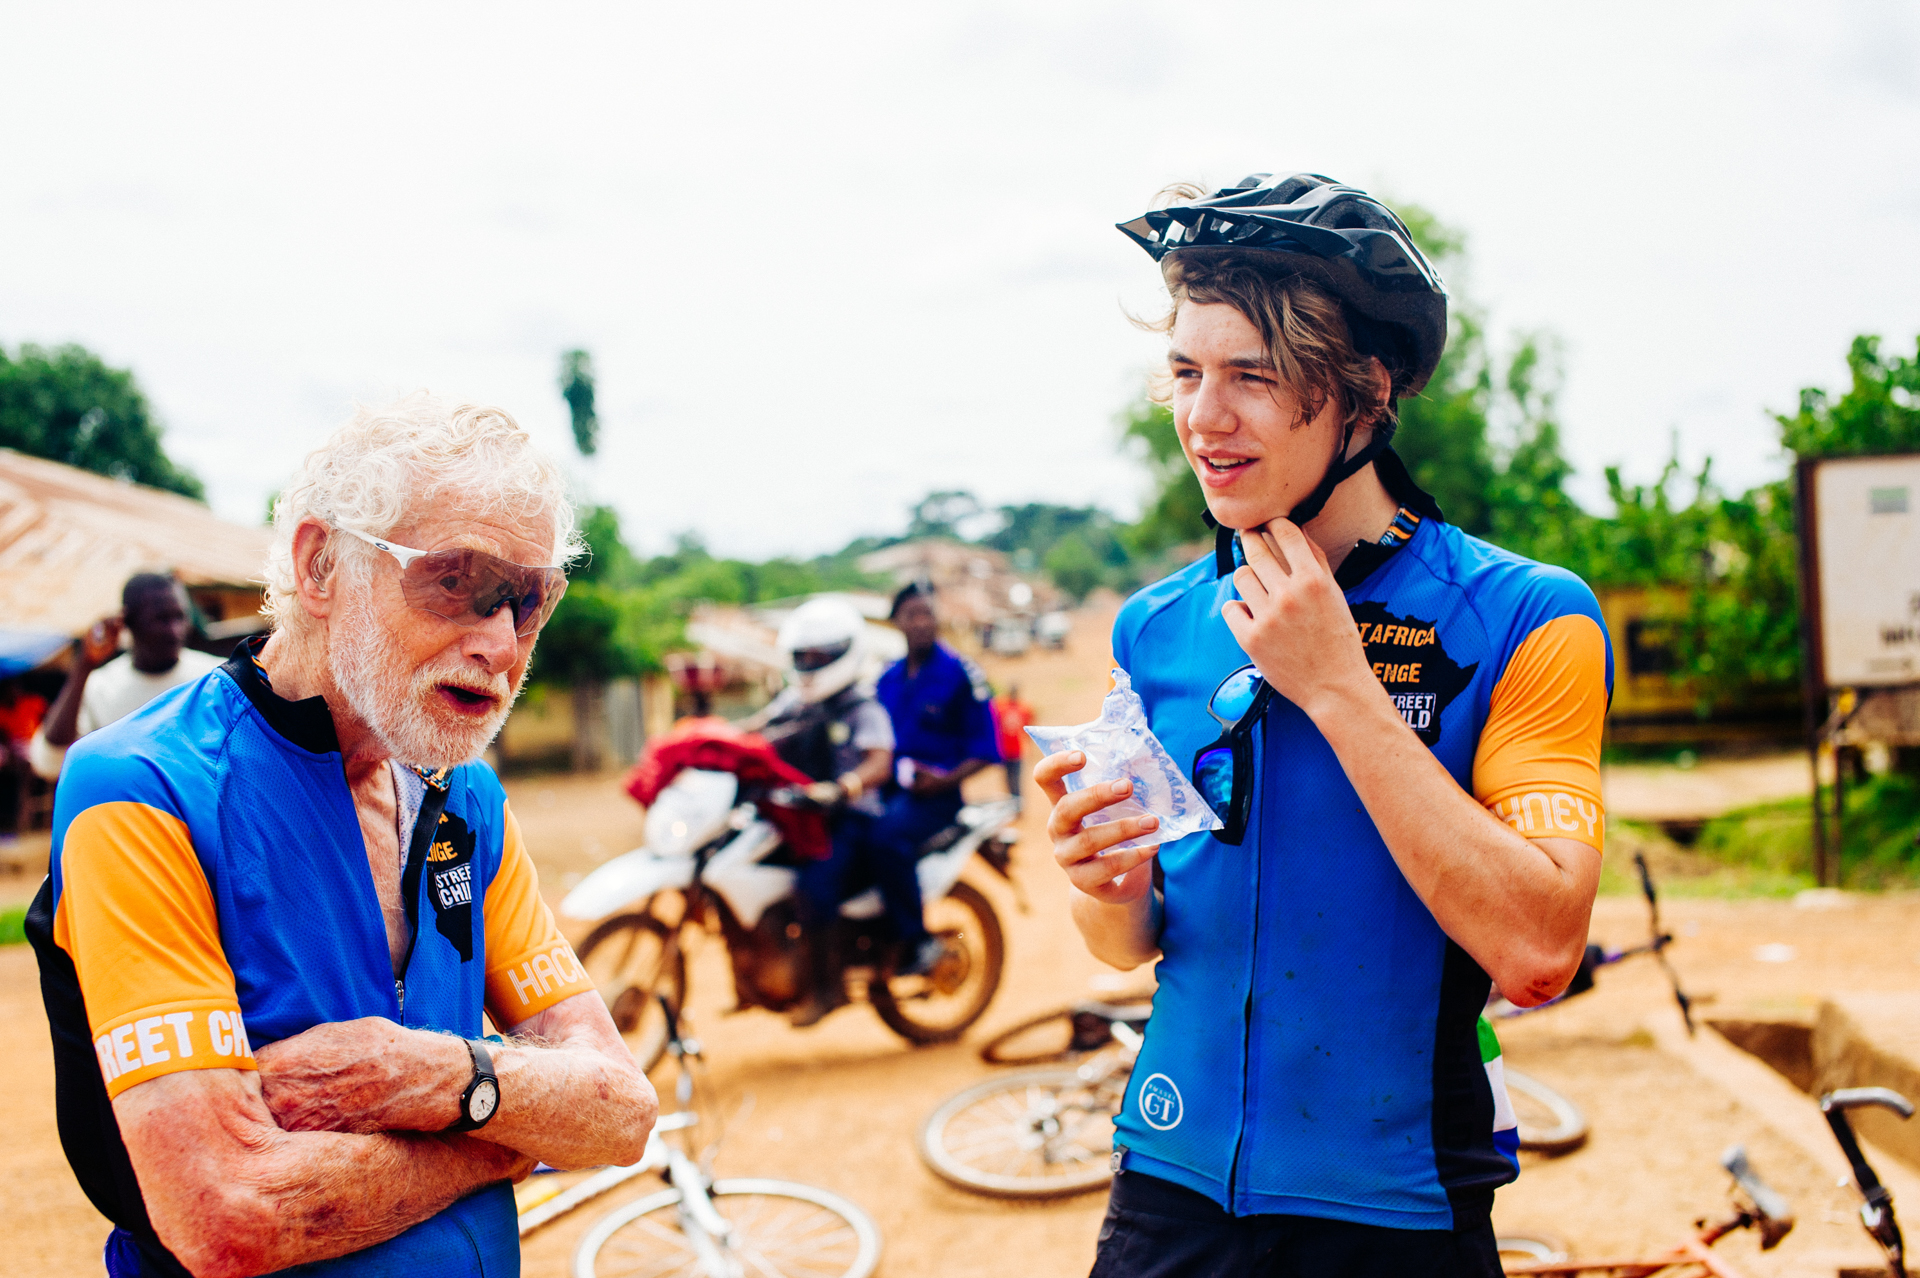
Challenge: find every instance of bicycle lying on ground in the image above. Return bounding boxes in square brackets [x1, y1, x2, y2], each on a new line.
[917, 992, 1588, 1199]
[1498, 1086, 1910, 1277]
[518, 998, 884, 1278]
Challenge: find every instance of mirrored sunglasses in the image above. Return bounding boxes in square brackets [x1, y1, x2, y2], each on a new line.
[333, 524, 568, 638]
[1191, 662, 1272, 845]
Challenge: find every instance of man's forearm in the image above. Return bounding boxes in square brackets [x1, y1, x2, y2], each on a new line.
[477, 1031, 655, 1168]
[1069, 887, 1162, 971]
[1307, 677, 1596, 1004]
[119, 1072, 525, 1278]
[40, 661, 90, 747]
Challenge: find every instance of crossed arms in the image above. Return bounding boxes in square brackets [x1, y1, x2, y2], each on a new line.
[114, 990, 656, 1278]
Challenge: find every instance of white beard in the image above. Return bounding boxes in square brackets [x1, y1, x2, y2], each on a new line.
[327, 589, 520, 770]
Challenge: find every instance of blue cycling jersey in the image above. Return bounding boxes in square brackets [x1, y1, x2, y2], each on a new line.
[1110, 511, 1611, 1230]
[27, 640, 594, 1276]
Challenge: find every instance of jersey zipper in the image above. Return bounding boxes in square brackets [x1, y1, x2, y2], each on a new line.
[1223, 711, 1263, 1211]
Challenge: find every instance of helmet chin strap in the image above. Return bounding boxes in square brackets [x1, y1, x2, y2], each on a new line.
[1285, 416, 1396, 527]
[1206, 415, 1397, 579]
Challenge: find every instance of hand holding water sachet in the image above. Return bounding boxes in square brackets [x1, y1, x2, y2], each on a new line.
[1026, 668, 1224, 853]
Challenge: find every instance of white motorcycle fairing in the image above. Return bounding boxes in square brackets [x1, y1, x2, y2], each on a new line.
[560, 775, 1021, 932]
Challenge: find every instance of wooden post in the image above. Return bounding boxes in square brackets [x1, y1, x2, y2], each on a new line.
[1793, 458, 1832, 885]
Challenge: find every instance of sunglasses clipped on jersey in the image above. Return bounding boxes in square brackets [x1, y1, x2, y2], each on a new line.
[1191, 663, 1273, 846]
[332, 524, 568, 638]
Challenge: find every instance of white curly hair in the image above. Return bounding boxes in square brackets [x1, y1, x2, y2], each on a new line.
[263, 393, 583, 625]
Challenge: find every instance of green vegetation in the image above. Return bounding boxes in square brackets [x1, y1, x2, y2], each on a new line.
[0, 905, 25, 947]
[0, 342, 203, 498]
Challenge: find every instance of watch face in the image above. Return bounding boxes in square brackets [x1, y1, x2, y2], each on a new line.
[469, 1078, 499, 1124]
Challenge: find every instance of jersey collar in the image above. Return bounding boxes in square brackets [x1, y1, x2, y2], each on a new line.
[221, 634, 342, 755]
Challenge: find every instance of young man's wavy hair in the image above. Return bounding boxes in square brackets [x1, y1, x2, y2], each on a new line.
[1138, 187, 1410, 438]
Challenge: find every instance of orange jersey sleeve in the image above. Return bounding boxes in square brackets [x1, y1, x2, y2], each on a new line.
[1471, 614, 1608, 851]
[53, 802, 256, 1099]
[482, 803, 595, 1026]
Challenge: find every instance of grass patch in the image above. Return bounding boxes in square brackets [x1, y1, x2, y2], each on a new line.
[1601, 773, 1920, 896]
[0, 905, 25, 947]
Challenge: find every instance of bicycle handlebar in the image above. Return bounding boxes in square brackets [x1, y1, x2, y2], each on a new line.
[1819, 1088, 1911, 1276]
[1720, 1144, 1794, 1248]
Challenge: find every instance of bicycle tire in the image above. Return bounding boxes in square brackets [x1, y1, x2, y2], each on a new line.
[870, 882, 1005, 1044]
[571, 1178, 882, 1278]
[1495, 1234, 1569, 1265]
[917, 1068, 1119, 1199]
[576, 913, 685, 1074]
[978, 1007, 1080, 1065]
[1505, 1069, 1589, 1156]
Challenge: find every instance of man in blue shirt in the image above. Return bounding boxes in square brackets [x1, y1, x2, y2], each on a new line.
[873, 583, 1002, 974]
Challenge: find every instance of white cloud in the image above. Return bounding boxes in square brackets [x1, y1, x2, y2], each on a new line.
[2, 0, 1916, 556]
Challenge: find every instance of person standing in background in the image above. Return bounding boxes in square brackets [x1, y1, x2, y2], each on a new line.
[28, 574, 222, 781]
[993, 684, 1034, 809]
[875, 583, 1002, 974]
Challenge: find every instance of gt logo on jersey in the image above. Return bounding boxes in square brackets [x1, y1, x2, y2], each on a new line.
[1138, 1073, 1184, 1130]
[1352, 601, 1478, 746]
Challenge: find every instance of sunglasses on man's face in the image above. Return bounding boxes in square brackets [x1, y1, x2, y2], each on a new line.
[1191, 663, 1272, 846]
[333, 524, 568, 638]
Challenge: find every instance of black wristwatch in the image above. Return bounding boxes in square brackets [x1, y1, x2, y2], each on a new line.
[443, 1038, 499, 1133]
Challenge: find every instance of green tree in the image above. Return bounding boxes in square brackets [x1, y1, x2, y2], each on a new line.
[1119, 398, 1206, 557]
[1043, 533, 1102, 601]
[1775, 334, 1920, 457]
[0, 343, 203, 498]
[907, 490, 985, 540]
[559, 349, 598, 457]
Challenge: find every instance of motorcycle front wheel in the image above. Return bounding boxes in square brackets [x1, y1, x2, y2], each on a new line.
[576, 911, 686, 1073]
[869, 881, 1004, 1044]
[571, 1179, 883, 1278]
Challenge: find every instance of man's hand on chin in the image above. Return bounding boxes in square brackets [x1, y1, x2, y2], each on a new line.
[257, 1017, 468, 1135]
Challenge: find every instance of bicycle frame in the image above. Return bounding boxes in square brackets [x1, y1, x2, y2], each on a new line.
[1821, 1087, 1911, 1278]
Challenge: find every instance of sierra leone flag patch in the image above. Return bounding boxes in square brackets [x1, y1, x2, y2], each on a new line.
[1480, 1015, 1520, 1166]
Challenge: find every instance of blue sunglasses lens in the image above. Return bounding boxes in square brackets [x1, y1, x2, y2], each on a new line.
[1194, 745, 1236, 815]
[1210, 667, 1263, 724]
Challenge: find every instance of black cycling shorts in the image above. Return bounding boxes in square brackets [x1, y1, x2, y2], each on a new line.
[1090, 1170, 1503, 1278]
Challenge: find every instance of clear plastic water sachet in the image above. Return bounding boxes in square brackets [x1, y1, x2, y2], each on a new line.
[1025, 668, 1224, 852]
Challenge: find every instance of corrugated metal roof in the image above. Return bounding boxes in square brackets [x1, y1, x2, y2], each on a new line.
[0, 449, 273, 639]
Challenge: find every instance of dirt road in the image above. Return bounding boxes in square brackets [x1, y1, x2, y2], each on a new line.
[5, 609, 1918, 1275]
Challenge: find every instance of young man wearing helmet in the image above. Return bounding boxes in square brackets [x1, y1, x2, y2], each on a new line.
[1035, 175, 1612, 1276]
[752, 596, 899, 1027]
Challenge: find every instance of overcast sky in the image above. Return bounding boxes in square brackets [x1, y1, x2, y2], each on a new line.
[4, 2, 1917, 559]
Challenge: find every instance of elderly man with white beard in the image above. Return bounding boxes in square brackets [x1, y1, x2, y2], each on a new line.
[26, 397, 657, 1278]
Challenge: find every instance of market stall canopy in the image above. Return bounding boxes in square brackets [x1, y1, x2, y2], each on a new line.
[0, 449, 274, 654]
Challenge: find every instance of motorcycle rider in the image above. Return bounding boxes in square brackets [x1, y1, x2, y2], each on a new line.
[873, 583, 1003, 973]
[749, 596, 898, 1027]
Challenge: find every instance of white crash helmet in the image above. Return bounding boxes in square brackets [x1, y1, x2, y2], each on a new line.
[777, 596, 867, 704]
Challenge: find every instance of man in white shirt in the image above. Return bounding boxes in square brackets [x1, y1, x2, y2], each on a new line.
[28, 573, 224, 780]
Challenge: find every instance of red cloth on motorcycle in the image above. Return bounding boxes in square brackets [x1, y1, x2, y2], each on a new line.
[623, 717, 831, 860]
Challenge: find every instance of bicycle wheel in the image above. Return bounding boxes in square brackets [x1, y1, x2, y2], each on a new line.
[1505, 1069, 1589, 1155]
[870, 882, 1005, 1044]
[1495, 1234, 1569, 1266]
[917, 1068, 1119, 1199]
[571, 1179, 882, 1278]
[577, 913, 685, 1073]
[978, 1007, 1079, 1065]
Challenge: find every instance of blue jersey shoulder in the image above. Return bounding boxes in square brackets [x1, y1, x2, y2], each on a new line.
[54, 667, 241, 829]
[1113, 551, 1221, 671]
[1407, 523, 1612, 693]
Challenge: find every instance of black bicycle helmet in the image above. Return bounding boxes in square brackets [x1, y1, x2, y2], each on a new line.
[1118, 172, 1449, 527]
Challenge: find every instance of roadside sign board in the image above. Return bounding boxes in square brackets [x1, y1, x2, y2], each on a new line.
[1803, 453, 1920, 687]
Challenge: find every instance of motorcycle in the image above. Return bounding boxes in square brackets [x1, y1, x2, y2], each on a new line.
[560, 751, 1024, 1071]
